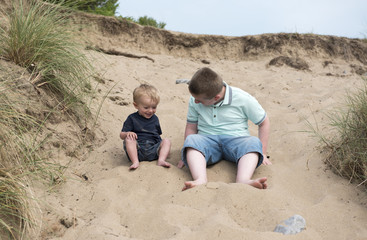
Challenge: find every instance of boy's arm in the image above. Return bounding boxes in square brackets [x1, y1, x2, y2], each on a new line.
[177, 122, 198, 168]
[184, 122, 198, 138]
[258, 115, 271, 165]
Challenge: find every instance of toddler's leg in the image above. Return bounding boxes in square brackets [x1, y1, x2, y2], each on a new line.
[125, 138, 139, 170]
[157, 138, 171, 168]
[236, 152, 267, 189]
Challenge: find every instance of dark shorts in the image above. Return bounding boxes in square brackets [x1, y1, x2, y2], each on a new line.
[124, 139, 161, 162]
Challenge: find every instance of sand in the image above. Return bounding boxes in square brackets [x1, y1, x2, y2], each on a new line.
[30, 14, 367, 240]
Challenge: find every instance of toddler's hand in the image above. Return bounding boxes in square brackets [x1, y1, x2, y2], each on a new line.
[129, 162, 139, 170]
[126, 132, 137, 140]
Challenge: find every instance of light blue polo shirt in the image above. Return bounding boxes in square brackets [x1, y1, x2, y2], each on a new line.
[187, 82, 266, 136]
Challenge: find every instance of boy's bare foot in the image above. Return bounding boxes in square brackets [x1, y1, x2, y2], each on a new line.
[129, 162, 139, 170]
[157, 161, 171, 168]
[247, 177, 268, 189]
[182, 179, 206, 191]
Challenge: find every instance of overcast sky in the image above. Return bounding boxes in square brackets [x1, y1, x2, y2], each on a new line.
[116, 0, 367, 39]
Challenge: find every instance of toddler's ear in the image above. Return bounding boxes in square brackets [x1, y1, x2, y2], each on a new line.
[133, 102, 138, 108]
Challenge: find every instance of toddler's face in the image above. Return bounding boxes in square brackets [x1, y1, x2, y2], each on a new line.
[134, 96, 158, 119]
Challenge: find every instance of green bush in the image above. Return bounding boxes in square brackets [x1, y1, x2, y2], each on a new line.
[119, 15, 166, 29]
[137, 15, 166, 29]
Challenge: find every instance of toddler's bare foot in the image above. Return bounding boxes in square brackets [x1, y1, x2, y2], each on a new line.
[129, 162, 139, 170]
[182, 179, 206, 191]
[157, 161, 171, 168]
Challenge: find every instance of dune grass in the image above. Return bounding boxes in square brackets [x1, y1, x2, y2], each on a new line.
[0, 0, 93, 109]
[313, 80, 367, 190]
[0, 168, 36, 240]
[0, 82, 42, 239]
[0, 0, 95, 238]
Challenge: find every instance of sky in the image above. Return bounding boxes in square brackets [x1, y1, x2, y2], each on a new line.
[116, 0, 367, 39]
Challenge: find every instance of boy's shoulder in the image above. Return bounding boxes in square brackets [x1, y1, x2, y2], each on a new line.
[231, 85, 248, 95]
[231, 86, 256, 100]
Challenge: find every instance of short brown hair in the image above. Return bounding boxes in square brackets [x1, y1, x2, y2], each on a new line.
[133, 84, 160, 104]
[189, 67, 223, 99]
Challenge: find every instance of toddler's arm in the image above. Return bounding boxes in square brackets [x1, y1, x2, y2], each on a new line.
[120, 131, 138, 140]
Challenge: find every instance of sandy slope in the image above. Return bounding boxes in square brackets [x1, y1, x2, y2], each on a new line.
[2, 1, 366, 239]
[35, 45, 367, 239]
[0, 8, 354, 239]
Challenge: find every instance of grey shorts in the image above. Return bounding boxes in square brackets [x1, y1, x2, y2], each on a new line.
[124, 139, 161, 162]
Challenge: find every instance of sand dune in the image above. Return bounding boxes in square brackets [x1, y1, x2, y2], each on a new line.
[18, 12, 366, 240]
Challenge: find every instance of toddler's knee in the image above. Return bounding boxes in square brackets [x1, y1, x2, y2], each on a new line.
[124, 138, 136, 145]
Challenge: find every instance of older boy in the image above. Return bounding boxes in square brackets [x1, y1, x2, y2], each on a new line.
[120, 84, 171, 170]
[178, 67, 271, 190]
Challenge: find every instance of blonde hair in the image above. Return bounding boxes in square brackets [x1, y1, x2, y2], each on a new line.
[133, 84, 160, 104]
[189, 67, 223, 99]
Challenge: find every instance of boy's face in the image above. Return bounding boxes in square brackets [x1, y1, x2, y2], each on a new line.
[191, 93, 217, 106]
[133, 95, 158, 119]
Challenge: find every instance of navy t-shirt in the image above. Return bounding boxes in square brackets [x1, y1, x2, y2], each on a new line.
[121, 112, 162, 144]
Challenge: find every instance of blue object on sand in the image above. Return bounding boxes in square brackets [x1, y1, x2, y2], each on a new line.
[274, 214, 306, 235]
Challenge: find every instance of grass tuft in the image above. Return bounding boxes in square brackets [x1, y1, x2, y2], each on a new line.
[0, 0, 95, 238]
[0, 95, 39, 239]
[313, 80, 367, 190]
[0, 0, 93, 108]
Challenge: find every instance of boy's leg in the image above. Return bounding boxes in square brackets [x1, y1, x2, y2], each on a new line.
[157, 138, 171, 168]
[221, 136, 267, 189]
[236, 152, 267, 189]
[183, 147, 208, 191]
[125, 138, 139, 170]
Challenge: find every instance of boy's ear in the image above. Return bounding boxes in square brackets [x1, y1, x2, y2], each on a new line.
[213, 94, 221, 101]
[133, 102, 138, 108]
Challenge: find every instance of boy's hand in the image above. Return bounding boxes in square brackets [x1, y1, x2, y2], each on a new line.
[177, 160, 185, 169]
[262, 155, 272, 165]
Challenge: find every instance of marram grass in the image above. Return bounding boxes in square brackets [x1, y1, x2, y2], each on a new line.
[0, 79, 46, 239]
[0, 0, 95, 238]
[0, 0, 93, 108]
[312, 80, 367, 190]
